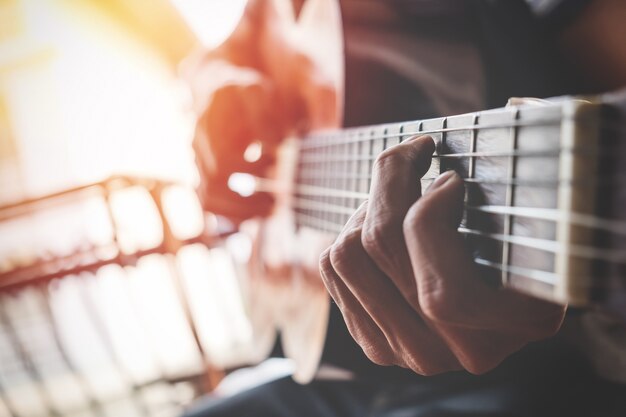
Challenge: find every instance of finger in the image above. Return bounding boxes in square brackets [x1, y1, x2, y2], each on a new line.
[194, 130, 276, 178]
[404, 171, 565, 335]
[201, 82, 285, 160]
[327, 204, 460, 375]
[196, 159, 274, 222]
[319, 247, 396, 367]
[361, 135, 436, 306]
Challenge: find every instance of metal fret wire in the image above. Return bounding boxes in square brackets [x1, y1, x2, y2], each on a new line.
[469, 114, 478, 179]
[299, 116, 626, 150]
[502, 109, 520, 285]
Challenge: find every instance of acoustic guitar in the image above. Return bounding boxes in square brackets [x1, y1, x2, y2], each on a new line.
[288, 92, 626, 318]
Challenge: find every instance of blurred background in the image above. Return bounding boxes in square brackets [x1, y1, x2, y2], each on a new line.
[0, 1, 279, 416]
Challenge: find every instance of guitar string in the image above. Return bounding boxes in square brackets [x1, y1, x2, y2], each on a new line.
[298, 149, 565, 163]
[251, 177, 626, 235]
[295, 171, 626, 188]
[299, 118, 626, 149]
[293, 213, 615, 287]
[296, 145, 625, 164]
[294, 212, 556, 284]
[290, 196, 626, 237]
[299, 118, 563, 148]
[293, 210, 626, 263]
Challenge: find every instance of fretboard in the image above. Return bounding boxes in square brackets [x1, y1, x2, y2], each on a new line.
[292, 96, 626, 308]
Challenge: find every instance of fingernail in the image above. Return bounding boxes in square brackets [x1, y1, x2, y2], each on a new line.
[427, 170, 457, 192]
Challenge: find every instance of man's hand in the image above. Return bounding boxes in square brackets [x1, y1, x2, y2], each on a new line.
[184, 0, 338, 224]
[319, 135, 566, 375]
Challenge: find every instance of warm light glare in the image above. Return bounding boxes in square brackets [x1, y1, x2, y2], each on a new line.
[171, 0, 247, 48]
[0, 1, 261, 415]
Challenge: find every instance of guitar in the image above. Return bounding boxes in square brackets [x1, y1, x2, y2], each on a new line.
[182, 0, 626, 382]
[288, 92, 626, 317]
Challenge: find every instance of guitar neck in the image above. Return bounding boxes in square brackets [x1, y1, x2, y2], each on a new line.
[292, 96, 626, 309]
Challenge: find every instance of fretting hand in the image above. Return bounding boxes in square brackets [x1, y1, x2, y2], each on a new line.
[319, 135, 566, 375]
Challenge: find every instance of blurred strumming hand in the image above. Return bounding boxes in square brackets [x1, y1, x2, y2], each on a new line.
[184, 0, 338, 224]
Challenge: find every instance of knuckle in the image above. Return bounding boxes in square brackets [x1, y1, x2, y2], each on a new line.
[318, 248, 334, 280]
[362, 217, 403, 266]
[413, 363, 442, 377]
[329, 228, 363, 272]
[463, 357, 498, 375]
[360, 222, 385, 256]
[400, 349, 459, 376]
[373, 147, 407, 175]
[397, 351, 442, 376]
[361, 342, 394, 367]
[418, 289, 458, 325]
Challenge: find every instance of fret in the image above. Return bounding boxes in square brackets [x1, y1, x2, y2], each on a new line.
[469, 114, 478, 179]
[372, 126, 386, 158]
[507, 105, 564, 299]
[347, 133, 360, 213]
[440, 117, 449, 173]
[420, 118, 445, 191]
[333, 134, 342, 227]
[367, 128, 375, 193]
[331, 139, 340, 226]
[322, 134, 331, 230]
[338, 139, 346, 224]
[465, 115, 479, 232]
[446, 114, 475, 181]
[357, 131, 368, 196]
[502, 108, 520, 285]
[386, 124, 402, 148]
[346, 136, 354, 210]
